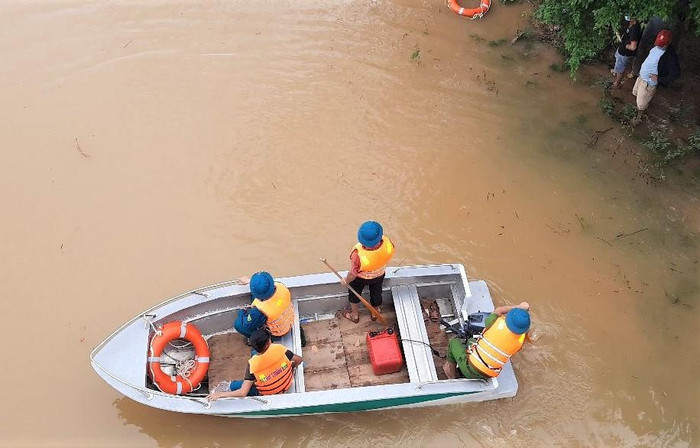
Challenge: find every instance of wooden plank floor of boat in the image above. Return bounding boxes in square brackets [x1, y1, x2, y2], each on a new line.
[421, 298, 450, 380]
[206, 333, 250, 393]
[302, 308, 410, 391]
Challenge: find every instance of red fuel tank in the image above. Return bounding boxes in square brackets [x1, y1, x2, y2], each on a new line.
[366, 327, 404, 375]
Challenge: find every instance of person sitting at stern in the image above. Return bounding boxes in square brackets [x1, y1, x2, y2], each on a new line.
[443, 302, 531, 380]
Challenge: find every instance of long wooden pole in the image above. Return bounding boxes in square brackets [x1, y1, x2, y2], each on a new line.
[320, 257, 388, 325]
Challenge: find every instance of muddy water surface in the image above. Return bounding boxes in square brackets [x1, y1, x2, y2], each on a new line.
[1, 1, 698, 447]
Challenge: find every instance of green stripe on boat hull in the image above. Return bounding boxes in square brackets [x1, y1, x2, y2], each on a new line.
[234, 391, 477, 417]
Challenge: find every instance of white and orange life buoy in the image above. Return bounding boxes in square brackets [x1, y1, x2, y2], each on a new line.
[148, 321, 210, 395]
[447, 0, 490, 19]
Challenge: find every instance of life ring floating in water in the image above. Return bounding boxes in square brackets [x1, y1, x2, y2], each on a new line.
[148, 321, 210, 395]
[447, 0, 490, 19]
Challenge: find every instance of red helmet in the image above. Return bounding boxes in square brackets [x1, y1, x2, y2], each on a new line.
[655, 30, 672, 47]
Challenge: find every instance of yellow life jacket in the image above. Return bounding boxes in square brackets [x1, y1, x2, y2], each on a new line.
[248, 343, 294, 395]
[352, 236, 394, 279]
[252, 283, 294, 337]
[467, 316, 526, 378]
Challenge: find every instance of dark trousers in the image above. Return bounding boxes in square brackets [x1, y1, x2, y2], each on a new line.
[348, 275, 385, 307]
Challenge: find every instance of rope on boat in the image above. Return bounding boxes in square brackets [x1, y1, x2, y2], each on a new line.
[148, 321, 200, 394]
[164, 339, 199, 389]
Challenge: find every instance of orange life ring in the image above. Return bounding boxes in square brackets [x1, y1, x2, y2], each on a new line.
[447, 0, 490, 18]
[148, 321, 210, 395]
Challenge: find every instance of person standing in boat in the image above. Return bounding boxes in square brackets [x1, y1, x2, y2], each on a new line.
[234, 271, 295, 338]
[443, 302, 531, 380]
[341, 221, 395, 323]
[207, 329, 303, 400]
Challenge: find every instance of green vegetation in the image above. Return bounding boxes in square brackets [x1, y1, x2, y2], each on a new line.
[410, 47, 421, 64]
[535, 1, 700, 76]
[599, 97, 616, 118]
[689, 128, 700, 150]
[644, 131, 672, 154]
[488, 38, 508, 47]
[644, 129, 700, 164]
[669, 101, 696, 127]
[621, 104, 637, 123]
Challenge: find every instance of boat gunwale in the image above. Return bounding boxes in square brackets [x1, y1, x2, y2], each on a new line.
[90, 264, 509, 414]
[90, 264, 463, 361]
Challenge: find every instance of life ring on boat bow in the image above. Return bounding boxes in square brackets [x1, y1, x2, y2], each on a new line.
[148, 321, 210, 395]
[447, 0, 490, 19]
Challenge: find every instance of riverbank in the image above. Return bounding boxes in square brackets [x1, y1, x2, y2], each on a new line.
[525, 5, 700, 187]
[465, 5, 699, 235]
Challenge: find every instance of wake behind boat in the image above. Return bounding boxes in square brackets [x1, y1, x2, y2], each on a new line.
[90, 264, 519, 417]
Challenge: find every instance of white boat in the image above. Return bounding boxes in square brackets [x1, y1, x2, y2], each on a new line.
[90, 264, 519, 417]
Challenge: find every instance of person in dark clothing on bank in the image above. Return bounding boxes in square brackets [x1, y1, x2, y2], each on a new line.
[612, 16, 642, 88]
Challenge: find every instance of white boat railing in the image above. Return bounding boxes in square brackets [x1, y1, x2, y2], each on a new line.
[90, 353, 276, 409]
[415, 378, 492, 390]
[392, 264, 458, 274]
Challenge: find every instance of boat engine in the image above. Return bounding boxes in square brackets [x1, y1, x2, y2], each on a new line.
[440, 311, 492, 339]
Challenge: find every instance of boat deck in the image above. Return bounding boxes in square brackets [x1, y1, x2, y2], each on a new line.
[146, 266, 477, 396]
[207, 299, 451, 393]
[421, 299, 451, 381]
[207, 333, 251, 393]
[302, 308, 409, 391]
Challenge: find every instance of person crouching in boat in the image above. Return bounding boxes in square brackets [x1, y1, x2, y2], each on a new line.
[443, 302, 531, 380]
[234, 271, 295, 338]
[341, 221, 395, 323]
[207, 328, 303, 400]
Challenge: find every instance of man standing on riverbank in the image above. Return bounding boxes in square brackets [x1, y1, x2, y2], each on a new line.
[632, 30, 679, 123]
[612, 16, 641, 88]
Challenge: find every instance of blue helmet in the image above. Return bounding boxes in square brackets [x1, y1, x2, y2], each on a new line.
[358, 221, 383, 248]
[505, 308, 530, 335]
[249, 271, 276, 300]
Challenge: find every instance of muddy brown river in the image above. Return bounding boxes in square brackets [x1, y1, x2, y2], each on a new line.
[1, 1, 698, 446]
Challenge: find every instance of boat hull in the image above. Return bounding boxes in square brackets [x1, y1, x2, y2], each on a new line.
[91, 264, 519, 417]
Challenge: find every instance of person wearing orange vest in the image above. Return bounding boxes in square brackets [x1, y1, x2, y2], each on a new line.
[207, 329, 302, 400]
[443, 302, 531, 380]
[341, 221, 395, 323]
[234, 271, 296, 338]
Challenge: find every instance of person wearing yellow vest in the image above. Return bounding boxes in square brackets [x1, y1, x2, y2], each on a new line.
[341, 221, 395, 323]
[207, 329, 303, 400]
[443, 302, 531, 380]
[237, 271, 295, 337]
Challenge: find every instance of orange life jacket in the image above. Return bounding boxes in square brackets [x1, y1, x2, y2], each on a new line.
[248, 343, 294, 395]
[352, 236, 395, 279]
[252, 283, 294, 336]
[468, 316, 526, 378]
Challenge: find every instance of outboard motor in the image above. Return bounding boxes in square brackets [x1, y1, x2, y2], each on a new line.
[440, 311, 492, 340]
[464, 312, 491, 338]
